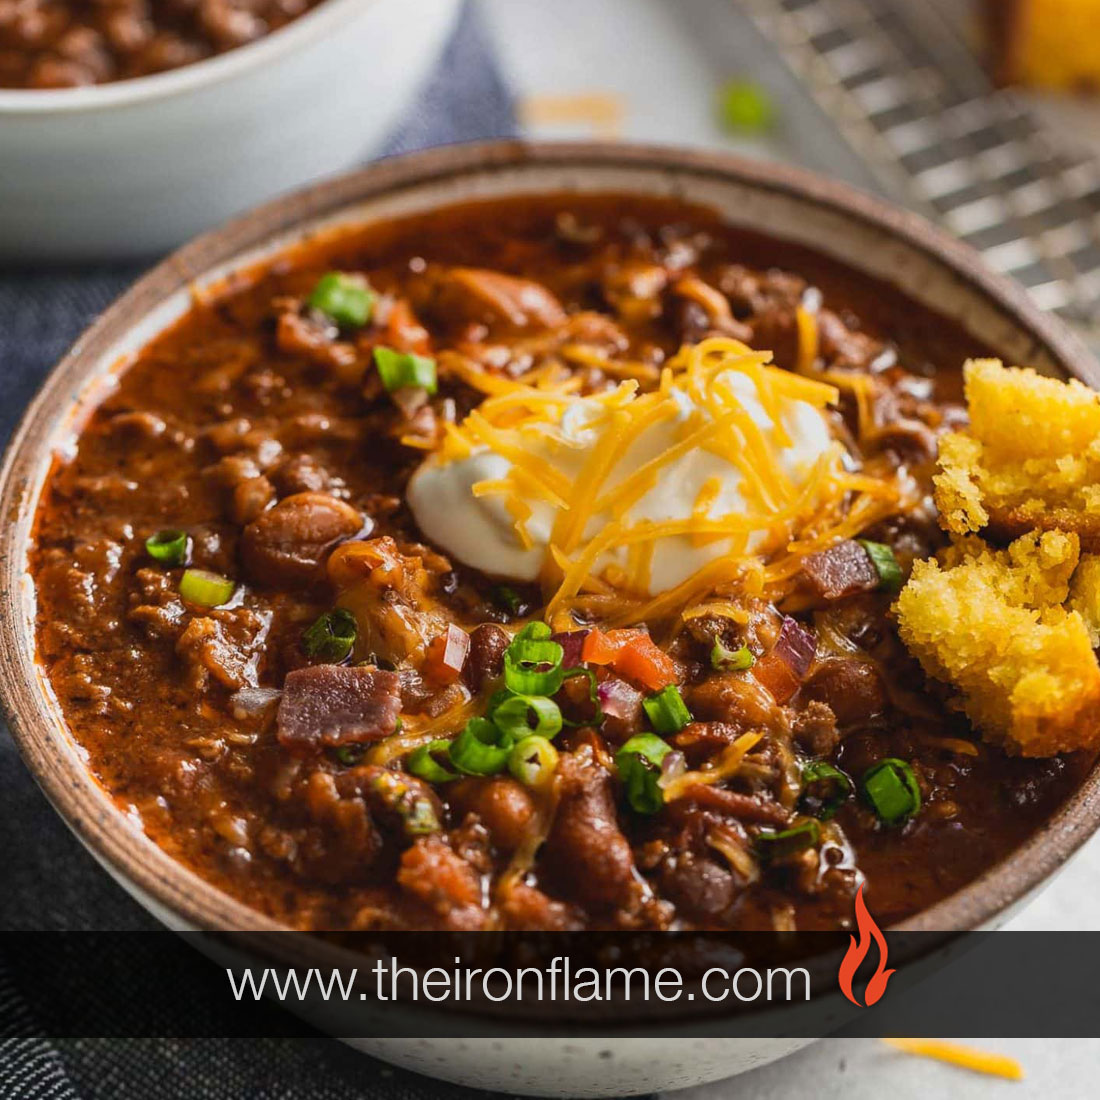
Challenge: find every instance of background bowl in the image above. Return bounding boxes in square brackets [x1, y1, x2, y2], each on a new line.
[0, 0, 460, 262]
[2, 141, 1099, 1094]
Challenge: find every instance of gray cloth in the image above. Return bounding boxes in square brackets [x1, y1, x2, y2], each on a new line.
[0, 2, 524, 1096]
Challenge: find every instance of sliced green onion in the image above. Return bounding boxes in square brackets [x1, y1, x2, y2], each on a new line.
[489, 691, 563, 741]
[508, 736, 559, 790]
[857, 539, 904, 593]
[334, 744, 365, 767]
[642, 684, 693, 735]
[615, 732, 672, 814]
[711, 639, 754, 671]
[756, 820, 821, 862]
[179, 568, 235, 608]
[408, 739, 459, 783]
[145, 529, 189, 567]
[717, 79, 775, 134]
[301, 608, 357, 663]
[799, 761, 853, 821]
[308, 271, 375, 328]
[374, 347, 438, 394]
[493, 585, 523, 614]
[503, 631, 564, 696]
[450, 717, 513, 776]
[862, 757, 921, 825]
[514, 621, 551, 642]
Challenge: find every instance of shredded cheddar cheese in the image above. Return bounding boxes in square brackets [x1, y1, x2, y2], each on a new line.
[418, 336, 902, 625]
[661, 731, 765, 801]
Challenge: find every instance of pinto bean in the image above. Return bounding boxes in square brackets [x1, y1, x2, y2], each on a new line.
[802, 658, 886, 728]
[449, 776, 535, 852]
[269, 454, 330, 497]
[461, 623, 509, 691]
[686, 673, 779, 729]
[240, 491, 363, 589]
[544, 749, 643, 914]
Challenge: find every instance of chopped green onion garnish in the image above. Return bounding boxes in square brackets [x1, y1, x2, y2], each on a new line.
[862, 757, 921, 825]
[493, 585, 523, 615]
[503, 626, 564, 696]
[615, 732, 672, 814]
[178, 568, 235, 608]
[756, 819, 821, 861]
[374, 347, 438, 394]
[408, 739, 459, 783]
[449, 717, 514, 776]
[514, 621, 551, 642]
[717, 79, 775, 134]
[301, 608, 357, 663]
[642, 684, 693, 735]
[489, 691, 563, 741]
[145, 529, 189, 568]
[308, 271, 375, 328]
[857, 539, 904, 593]
[508, 736, 559, 790]
[799, 761, 853, 821]
[711, 639, 755, 671]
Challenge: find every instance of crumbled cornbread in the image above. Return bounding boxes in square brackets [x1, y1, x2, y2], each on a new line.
[934, 359, 1100, 545]
[895, 530, 1100, 756]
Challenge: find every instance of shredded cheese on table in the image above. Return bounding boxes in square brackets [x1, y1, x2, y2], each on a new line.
[883, 1038, 1024, 1081]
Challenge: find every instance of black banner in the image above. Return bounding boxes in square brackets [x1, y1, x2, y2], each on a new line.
[3, 929, 1100, 1038]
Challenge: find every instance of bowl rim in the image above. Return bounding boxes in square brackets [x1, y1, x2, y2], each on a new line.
[2, 138, 1098, 939]
[0, 0, 375, 115]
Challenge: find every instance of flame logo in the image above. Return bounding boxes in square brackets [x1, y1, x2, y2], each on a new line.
[838, 883, 895, 1007]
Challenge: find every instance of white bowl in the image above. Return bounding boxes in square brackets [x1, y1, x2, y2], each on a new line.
[0, 0, 460, 261]
[3, 142, 1099, 1096]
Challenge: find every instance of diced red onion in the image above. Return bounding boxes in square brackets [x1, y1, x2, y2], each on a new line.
[551, 629, 590, 668]
[659, 751, 687, 788]
[437, 623, 470, 675]
[229, 686, 282, 719]
[772, 616, 816, 680]
[597, 676, 643, 719]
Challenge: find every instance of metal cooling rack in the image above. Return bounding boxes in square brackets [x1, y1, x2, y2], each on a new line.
[744, 0, 1100, 338]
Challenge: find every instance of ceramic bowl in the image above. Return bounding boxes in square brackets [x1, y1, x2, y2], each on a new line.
[3, 141, 1100, 1096]
[0, 0, 460, 261]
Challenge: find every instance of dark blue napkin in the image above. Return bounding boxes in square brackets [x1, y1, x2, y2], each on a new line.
[0, 3, 527, 1096]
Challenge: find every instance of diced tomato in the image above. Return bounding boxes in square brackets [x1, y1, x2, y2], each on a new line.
[423, 624, 470, 685]
[608, 630, 681, 692]
[579, 628, 681, 691]
[752, 652, 801, 703]
[580, 628, 619, 665]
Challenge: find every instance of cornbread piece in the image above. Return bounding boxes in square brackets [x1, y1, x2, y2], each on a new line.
[1069, 556, 1100, 645]
[895, 530, 1100, 756]
[934, 359, 1100, 546]
[985, 0, 1100, 89]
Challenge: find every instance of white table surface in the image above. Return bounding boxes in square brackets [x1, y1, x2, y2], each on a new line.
[478, 0, 1100, 1092]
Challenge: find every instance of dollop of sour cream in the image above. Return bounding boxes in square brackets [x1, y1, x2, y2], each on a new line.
[408, 367, 837, 597]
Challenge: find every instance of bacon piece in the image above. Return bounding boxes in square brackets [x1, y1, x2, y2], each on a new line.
[276, 665, 401, 748]
[802, 540, 880, 600]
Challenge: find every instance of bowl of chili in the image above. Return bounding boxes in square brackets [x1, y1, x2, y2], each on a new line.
[2, 140, 1099, 1093]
